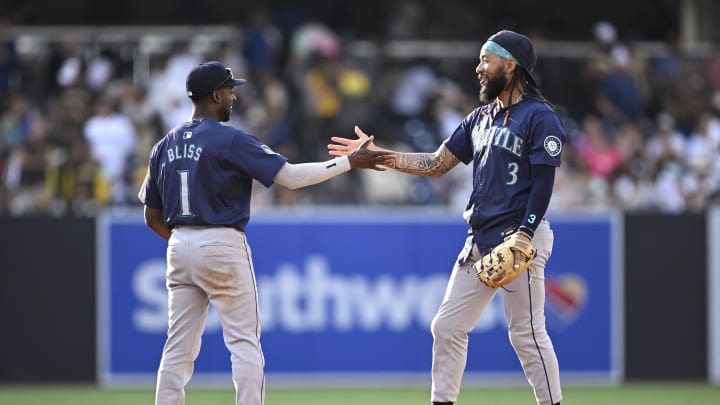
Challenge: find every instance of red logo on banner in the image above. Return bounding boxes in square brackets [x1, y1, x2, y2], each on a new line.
[545, 274, 588, 329]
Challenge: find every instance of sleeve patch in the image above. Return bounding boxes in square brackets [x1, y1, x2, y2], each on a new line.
[543, 135, 562, 157]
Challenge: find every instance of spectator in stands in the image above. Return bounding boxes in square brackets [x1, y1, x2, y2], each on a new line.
[577, 21, 617, 119]
[47, 136, 103, 216]
[0, 16, 19, 111]
[653, 49, 712, 135]
[4, 114, 52, 215]
[702, 44, 720, 109]
[572, 114, 624, 179]
[0, 94, 32, 212]
[242, 8, 284, 77]
[85, 48, 118, 94]
[83, 95, 138, 205]
[652, 160, 686, 213]
[47, 36, 86, 96]
[145, 46, 201, 134]
[610, 123, 654, 210]
[2, 19, 720, 214]
[646, 112, 687, 170]
[595, 44, 644, 127]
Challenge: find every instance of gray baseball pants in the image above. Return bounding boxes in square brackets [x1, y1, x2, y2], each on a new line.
[431, 220, 562, 405]
[155, 226, 265, 405]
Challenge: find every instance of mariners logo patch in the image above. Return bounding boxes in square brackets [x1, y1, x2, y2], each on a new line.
[543, 135, 562, 157]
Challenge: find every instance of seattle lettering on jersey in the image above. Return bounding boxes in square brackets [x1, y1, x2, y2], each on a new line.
[471, 125, 525, 158]
[167, 144, 203, 162]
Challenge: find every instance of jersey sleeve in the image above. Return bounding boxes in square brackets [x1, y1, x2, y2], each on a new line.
[227, 131, 288, 187]
[443, 109, 478, 164]
[137, 144, 163, 208]
[527, 108, 565, 167]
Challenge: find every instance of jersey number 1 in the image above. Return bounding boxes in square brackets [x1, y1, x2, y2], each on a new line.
[178, 170, 193, 216]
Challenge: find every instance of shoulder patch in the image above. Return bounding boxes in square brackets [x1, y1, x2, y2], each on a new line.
[543, 135, 562, 157]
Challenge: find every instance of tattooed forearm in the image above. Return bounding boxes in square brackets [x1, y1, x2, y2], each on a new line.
[392, 146, 460, 177]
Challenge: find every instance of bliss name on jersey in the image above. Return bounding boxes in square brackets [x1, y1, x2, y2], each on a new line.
[472, 126, 524, 158]
[167, 144, 202, 162]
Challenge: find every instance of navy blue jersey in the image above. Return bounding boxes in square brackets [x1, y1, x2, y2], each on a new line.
[444, 98, 564, 246]
[138, 119, 287, 231]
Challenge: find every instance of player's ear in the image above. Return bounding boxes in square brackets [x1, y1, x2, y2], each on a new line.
[211, 91, 221, 104]
[506, 58, 518, 74]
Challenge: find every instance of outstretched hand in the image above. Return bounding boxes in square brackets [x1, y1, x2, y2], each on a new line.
[328, 126, 376, 157]
[339, 127, 394, 171]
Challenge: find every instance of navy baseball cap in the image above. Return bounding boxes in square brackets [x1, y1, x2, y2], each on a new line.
[186, 61, 247, 98]
[483, 30, 538, 88]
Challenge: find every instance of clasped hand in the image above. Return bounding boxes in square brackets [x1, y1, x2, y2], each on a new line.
[329, 126, 395, 170]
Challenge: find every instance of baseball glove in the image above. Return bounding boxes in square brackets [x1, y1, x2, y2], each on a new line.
[474, 231, 537, 288]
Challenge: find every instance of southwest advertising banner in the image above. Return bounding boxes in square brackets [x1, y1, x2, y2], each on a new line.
[97, 209, 621, 387]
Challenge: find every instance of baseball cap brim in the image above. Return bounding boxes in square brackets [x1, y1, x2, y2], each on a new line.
[224, 78, 247, 88]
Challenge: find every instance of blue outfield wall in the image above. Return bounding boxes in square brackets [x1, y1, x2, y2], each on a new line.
[97, 209, 622, 387]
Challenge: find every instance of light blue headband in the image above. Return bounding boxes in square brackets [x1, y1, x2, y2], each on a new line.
[481, 40, 520, 66]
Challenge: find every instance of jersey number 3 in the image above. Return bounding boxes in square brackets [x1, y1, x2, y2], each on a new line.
[507, 162, 519, 185]
[178, 170, 193, 217]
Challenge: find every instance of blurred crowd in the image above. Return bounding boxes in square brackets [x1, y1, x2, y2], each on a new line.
[1, 12, 719, 217]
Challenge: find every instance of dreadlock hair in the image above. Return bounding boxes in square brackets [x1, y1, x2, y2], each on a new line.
[480, 64, 556, 126]
[521, 70, 553, 108]
[500, 67, 555, 127]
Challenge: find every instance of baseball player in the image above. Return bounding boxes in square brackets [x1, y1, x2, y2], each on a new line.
[137, 61, 391, 405]
[328, 30, 564, 405]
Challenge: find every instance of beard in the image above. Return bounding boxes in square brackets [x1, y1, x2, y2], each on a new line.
[219, 104, 232, 122]
[479, 67, 507, 104]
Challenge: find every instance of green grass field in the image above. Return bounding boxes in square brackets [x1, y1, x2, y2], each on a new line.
[1, 383, 719, 404]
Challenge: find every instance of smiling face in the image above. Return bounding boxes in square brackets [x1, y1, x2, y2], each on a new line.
[476, 50, 510, 104]
[214, 86, 236, 122]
